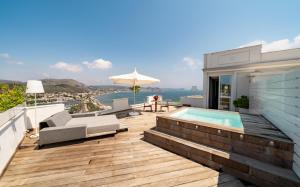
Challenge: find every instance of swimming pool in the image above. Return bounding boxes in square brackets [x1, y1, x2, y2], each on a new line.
[170, 108, 243, 129]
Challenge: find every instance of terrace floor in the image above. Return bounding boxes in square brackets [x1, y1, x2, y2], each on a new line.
[0, 107, 245, 187]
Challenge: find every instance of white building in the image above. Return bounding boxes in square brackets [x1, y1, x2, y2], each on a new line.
[202, 44, 300, 177]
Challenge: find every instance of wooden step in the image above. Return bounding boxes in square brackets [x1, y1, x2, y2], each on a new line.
[156, 116, 294, 169]
[144, 129, 300, 187]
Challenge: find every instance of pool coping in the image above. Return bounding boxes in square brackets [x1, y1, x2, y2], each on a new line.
[160, 107, 245, 134]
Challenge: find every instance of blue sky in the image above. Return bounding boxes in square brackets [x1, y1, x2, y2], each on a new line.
[1, 0, 300, 89]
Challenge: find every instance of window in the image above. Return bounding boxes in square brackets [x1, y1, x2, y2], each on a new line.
[219, 75, 232, 110]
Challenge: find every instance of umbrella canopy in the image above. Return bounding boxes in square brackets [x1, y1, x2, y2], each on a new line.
[109, 68, 160, 86]
[109, 69, 160, 112]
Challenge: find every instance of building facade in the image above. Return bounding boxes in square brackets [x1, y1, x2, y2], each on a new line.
[202, 45, 300, 177]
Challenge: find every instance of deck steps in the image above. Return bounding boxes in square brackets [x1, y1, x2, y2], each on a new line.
[156, 116, 294, 169]
[144, 129, 300, 187]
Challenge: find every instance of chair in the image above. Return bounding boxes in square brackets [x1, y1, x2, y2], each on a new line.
[143, 99, 153, 112]
[160, 100, 169, 112]
[100, 98, 131, 115]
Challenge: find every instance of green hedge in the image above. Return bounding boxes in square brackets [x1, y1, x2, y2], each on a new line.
[0, 84, 25, 112]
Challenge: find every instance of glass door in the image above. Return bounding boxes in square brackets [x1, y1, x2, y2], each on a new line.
[219, 75, 232, 110]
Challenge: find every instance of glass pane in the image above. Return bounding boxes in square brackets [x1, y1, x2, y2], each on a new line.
[219, 75, 232, 110]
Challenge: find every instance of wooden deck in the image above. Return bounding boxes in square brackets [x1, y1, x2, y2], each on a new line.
[0, 107, 244, 187]
[240, 113, 292, 142]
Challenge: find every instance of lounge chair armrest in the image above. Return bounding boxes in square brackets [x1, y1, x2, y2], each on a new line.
[39, 125, 87, 146]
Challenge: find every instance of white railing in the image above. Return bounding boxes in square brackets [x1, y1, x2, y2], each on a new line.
[0, 106, 25, 175]
[0, 103, 65, 175]
[0, 105, 24, 128]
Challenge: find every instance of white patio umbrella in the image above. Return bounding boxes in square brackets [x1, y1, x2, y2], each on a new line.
[109, 68, 160, 115]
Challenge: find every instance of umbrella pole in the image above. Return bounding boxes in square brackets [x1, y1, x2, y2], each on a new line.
[133, 82, 135, 106]
[130, 81, 138, 116]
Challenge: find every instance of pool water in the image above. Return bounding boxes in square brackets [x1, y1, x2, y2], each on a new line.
[171, 108, 243, 129]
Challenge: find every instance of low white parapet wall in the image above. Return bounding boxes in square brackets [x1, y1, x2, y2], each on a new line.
[180, 95, 204, 108]
[0, 105, 24, 127]
[0, 103, 65, 175]
[25, 103, 64, 129]
[0, 108, 25, 175]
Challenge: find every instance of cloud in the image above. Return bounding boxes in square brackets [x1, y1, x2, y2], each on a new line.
[50, 62, 82, 73]
[182, 57, 202, 69]
[239, 34, 300, 52]
[41, 72, 50, 78]
[82, 58, 112, 69]
[0, 53, 24, 65]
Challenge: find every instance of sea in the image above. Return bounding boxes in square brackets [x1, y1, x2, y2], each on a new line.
[97, 90, 203, 106]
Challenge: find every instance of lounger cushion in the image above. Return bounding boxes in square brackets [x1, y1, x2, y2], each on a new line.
[66, 115, 120, 134]
[47, 111, 72, 127]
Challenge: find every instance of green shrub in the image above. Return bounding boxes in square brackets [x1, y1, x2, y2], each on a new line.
[87, 102, 100, 112]
[69, 103, 82, 114]
[233, 95, 249, 109]
[129, 85, 140, 94]
[0, 84, 25, 112]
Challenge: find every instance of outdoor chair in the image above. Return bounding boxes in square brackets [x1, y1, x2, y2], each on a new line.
[100, 98, 131, 115]
[160, 101, 169, 112]
[143, 99, 153, 112]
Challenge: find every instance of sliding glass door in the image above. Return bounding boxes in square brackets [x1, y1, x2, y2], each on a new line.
[219, 75, 232, 110]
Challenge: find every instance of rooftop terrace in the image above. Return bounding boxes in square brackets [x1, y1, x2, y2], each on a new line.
[0, 107, 245, 187]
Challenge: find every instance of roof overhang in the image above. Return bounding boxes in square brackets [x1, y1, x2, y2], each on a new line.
[203, 58, 300, 73]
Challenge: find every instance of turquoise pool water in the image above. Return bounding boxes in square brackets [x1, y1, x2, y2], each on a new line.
[171, 108, 243, 129]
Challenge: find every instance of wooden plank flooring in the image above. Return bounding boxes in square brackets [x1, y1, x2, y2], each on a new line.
[240, 114, 293, 142]
[0, 107, 244, 187]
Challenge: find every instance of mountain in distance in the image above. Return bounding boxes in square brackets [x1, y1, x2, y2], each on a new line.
[1, 79, 195, 93]
[89, 85, 162, 92]
[0, 79, 89, 93]
[160, 88, 186, 91]
[42, 79, 89, 93]
[0, 79, 25, 86]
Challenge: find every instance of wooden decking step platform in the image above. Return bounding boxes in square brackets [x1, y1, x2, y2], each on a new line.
[144, 129, 300, 187]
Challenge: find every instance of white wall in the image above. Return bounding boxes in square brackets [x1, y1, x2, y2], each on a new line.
[249, 69, 300, 177]
[0, 104, 65, 175]
[25, 104, 64, 129]
[204, 45, 261, 69]
[0, 109, 26, 175]
[236, 73, 250, 98]
[180, 96, 204, 108]
[262, 48, 300, 62]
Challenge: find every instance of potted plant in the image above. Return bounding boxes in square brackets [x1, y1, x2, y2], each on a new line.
[233, 95, 249, 113]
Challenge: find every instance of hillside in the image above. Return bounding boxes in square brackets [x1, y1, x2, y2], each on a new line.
[42, 79, 89, 93]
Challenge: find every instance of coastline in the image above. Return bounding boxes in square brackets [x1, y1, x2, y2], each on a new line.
[97, 90, 203, 106]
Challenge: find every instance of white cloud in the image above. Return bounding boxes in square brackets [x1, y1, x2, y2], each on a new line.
[239, 34, 300, 52]
[41, 72, 50, 78]
[182, 57, 202, 69]
[82, 58, 112, 69]
[50, 62, 82, 73]
[0, 53, 24, 65]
